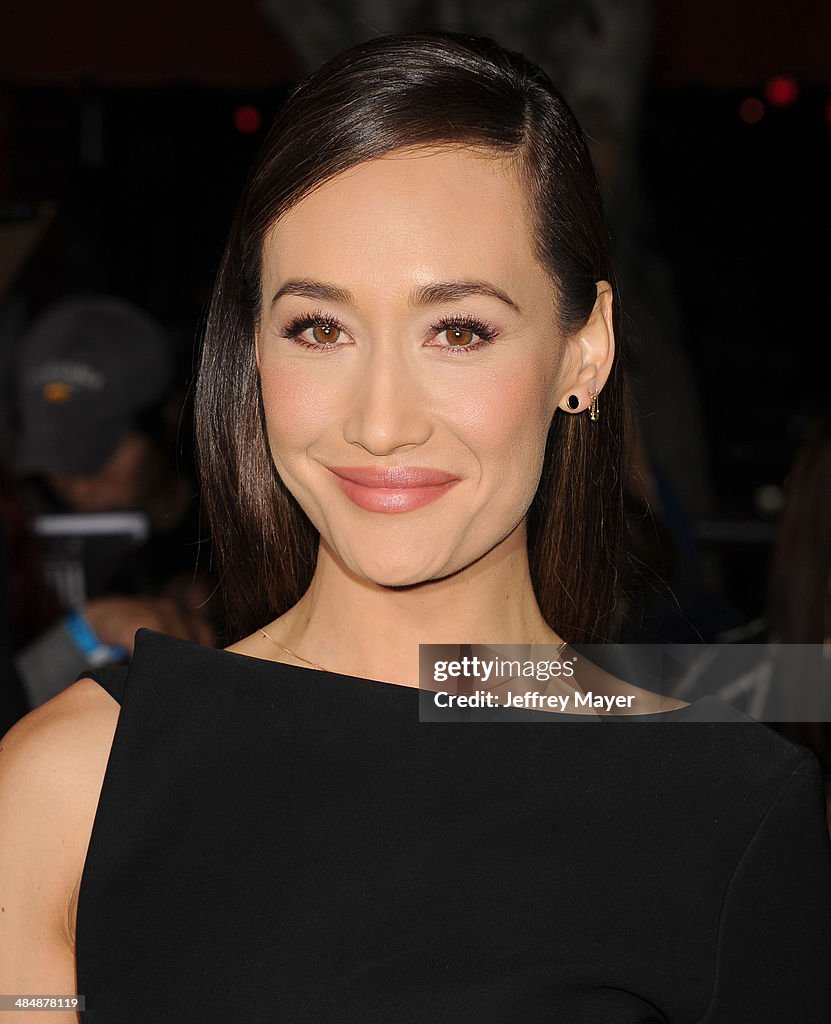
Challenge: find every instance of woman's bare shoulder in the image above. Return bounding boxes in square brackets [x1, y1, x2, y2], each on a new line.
[0, 677, 121, 978]
[0, 676, 121, 789]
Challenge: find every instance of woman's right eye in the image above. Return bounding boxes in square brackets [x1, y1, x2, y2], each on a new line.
[309, 323, 341, 345]
[282, 315, 346, 349]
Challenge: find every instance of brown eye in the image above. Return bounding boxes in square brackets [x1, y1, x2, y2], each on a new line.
[445, 326, 475, 347]
[312, 323, 341, 344]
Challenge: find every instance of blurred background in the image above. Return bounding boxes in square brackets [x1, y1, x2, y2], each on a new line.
[1, 1, 829, 734]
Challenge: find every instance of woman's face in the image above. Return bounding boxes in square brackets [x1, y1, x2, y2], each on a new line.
[256, 145, 601, 587]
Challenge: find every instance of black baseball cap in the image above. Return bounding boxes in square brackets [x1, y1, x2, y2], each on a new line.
[15, 295, 174, 477]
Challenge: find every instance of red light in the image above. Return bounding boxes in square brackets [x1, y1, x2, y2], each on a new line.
[765, 76, 799, 107]
[739, 98, 765, 124]
[233, 105, 262, 134]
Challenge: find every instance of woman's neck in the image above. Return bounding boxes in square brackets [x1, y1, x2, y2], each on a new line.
[255, 527, 563, 687]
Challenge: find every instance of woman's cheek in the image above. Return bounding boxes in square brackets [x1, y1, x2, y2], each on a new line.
[259, 364, 331, 453]
[456, 364, 550, 456]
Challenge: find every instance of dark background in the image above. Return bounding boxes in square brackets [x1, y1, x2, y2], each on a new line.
[1, 0, 829, 628]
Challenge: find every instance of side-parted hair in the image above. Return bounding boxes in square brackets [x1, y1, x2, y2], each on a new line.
[195, 30, 632, 644]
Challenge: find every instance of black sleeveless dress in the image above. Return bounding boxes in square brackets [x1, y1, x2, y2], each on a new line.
[75, 629, 831, 1023]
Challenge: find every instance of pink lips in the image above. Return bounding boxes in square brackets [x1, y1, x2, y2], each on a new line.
[327, 465, 460, 513]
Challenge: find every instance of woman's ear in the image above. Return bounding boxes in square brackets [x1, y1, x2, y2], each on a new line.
[557, 280, 615, 413]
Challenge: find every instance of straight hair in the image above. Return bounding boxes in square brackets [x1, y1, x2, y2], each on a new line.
[195, 30, 632, 644]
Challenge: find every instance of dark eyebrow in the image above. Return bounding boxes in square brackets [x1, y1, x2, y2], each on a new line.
[271, 280, 353, 306]
[271, 278, 522, 315]
[411, 280, 522, 314]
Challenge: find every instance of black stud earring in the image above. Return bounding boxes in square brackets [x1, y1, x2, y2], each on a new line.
[567, 394, 580, 410]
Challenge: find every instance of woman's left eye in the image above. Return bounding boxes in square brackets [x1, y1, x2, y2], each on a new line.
[443, 326, 477, 348]
[432, 319, 498, 355]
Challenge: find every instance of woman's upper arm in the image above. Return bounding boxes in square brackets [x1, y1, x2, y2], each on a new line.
[697, 752, 831, 1023]
[0, 678, 119, 1023]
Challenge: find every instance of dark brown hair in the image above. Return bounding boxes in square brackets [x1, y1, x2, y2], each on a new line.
[195, 30, 631, 644]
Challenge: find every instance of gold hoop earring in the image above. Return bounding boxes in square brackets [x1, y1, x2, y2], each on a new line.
[589, 388, 599, 422]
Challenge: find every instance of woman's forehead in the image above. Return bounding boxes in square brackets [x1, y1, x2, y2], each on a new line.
[262, 147, 545, 303]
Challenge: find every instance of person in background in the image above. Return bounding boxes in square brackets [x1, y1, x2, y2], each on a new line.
[9, 294, 216, 708]
[0, 454, 62, 730]
[658, 412, 831, 835]
[766, 413, 831, 828]
[2, 33, 829, 1021]
[0, 520, 29, 737]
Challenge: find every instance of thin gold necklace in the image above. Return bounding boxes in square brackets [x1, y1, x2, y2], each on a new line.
[258, 627, 568, 678]
[259, 627, 326, 671]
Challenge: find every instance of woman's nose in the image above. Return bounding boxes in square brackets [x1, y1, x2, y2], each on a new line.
[341, 341, 432, 456]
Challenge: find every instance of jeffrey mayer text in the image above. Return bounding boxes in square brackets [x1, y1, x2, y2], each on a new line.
[432, 690, 637, 712]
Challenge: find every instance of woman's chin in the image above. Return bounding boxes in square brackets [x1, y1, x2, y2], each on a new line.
[343, 553, 459, 591]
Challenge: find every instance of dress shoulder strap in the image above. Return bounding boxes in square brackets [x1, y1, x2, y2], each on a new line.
[76, 663, 130, 706]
